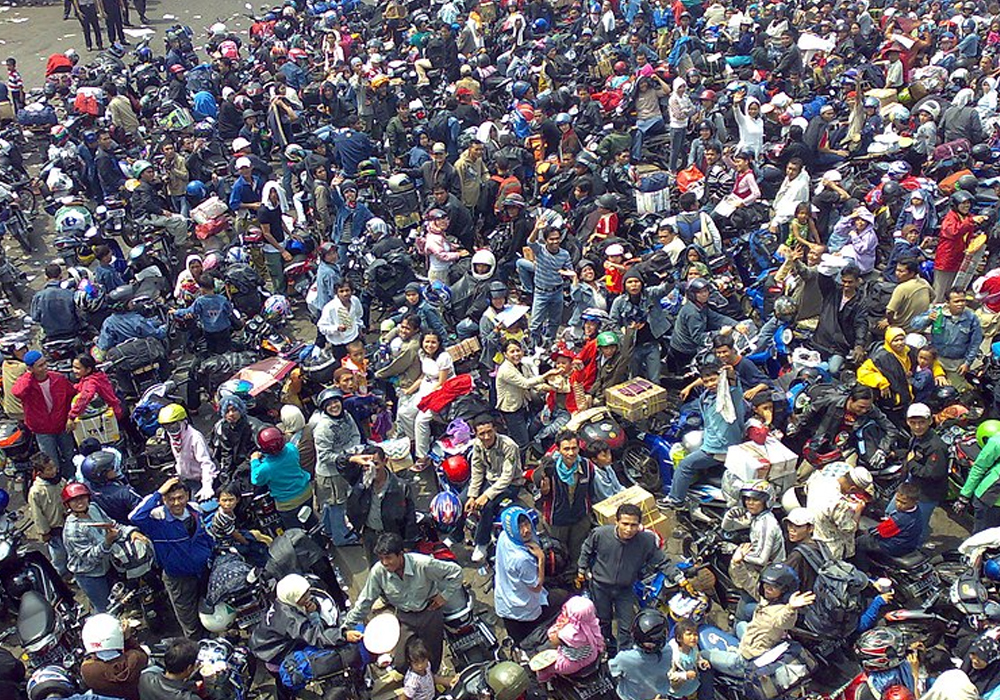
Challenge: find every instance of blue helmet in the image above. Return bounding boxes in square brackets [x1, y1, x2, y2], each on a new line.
[0, 488, 8, 513]
[985, 555, 1000, 582]
[533, 17, 549, 33]
[136, 46, 153, 62]
[430, 491, 462, 533]
[423, 279, 452, 307]
[500, 506, 535, 546]
[186, 180, 207, 200]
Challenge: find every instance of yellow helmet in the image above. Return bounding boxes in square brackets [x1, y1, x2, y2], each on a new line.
[157, 404, 188, 425]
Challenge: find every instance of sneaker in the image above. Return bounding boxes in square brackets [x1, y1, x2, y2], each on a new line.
[471, 545, 487, 563]
[656, 495, 684, 511]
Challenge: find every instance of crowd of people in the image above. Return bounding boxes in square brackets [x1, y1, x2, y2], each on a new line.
[11, 0, 1000, 698]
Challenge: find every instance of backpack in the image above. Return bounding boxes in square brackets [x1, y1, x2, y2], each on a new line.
[427, 112, 452, 144]
[797, 545, 869, 637]
[675, 213, 703, 243]
[279, 644, 361, 690]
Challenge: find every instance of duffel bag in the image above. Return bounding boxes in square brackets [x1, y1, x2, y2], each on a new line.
[106, 337, 167, 372]
[932, 138, 971, 166]
[745, 641, 817, 700]
[279, 644, 361, 690]
[17, 104, 57, 126]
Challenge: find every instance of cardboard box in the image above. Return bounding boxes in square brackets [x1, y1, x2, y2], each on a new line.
[594, 485, 657, 525]
[725, 438, 798, 483]
[447, 337, 481, 363]
[73, 407, 120, 445]
[645, 513, 671, 542]
[605, 378, 669, 422]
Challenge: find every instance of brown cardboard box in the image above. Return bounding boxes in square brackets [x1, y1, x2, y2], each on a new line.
[645, 514, 671, 542]
[605, 378, 669, 422]
[447, 337, 481, 363]
[593, 485, 657, 525]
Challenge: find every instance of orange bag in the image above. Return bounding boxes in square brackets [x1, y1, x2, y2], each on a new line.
[676, 165, 705, 194]
[938, 168, 972, 195]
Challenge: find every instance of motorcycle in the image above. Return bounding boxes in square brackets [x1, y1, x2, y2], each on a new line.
[0, 421, 38, 502]
[0, 506, 75, 618]
[42, 335, 86, 378]
[0, 181, 33, 254]
[106, 534, 167, 633]
[0, 243, 27, 303]
[442, 584, 499, 667]
[14, 589, 83, 672]
[148, 637, 256, 700]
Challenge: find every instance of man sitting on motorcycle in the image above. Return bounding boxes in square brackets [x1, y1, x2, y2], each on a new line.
[137, 638, 219, 700]
[80, 450, 140, 524]
[30, 263, 83, 340]
[95, 284, 167, 353]
[130, 160, 189, 249]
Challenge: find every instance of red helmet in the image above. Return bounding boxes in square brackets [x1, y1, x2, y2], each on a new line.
[257, 426, 287, 455]
[746, 421, 770, 445]
[613, 61, 628, 75]
[62, 481, 92, 505]
[882, 687, 915, 700]
[700, 89, 717, 101]
[168, 64, 185, 75]
[442, 455, 470, 485]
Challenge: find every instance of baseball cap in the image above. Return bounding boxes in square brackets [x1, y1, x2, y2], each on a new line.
[848, 466, 874, 494]
[23, 350, 42, 367]
[232, 137, 251, 153]
[783, 507, 815, 526]
[605, 243, 625, 257]
[907, 403, 932, 419]
[235, 156, 252, 170]
[432, 142, 447, 154]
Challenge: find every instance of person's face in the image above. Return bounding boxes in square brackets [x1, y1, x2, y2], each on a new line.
[558, 438, 580, 464]
[744, 495, 766, 515]
[545, 230, 562, 252]
[324, 397, 344, 418]
[624, 277, 642, 295]
[405, 290, 420, 306]
[475, 422, 497, 446]
[786, 521, 812, 543]
[422, 334, 440, 355]
[705, 149, 719, 165]
[889, 334, 907, 353]
[336, 373, 356, 393]
[615, 514, 641, 541]
[781, 34, 793, 47]
[410, 657, 430, 675]
[470, 143, 484, 160]
[491, 294, 506, 310]
[518, 515, 533, 542]
[949, 293, 968, 315]
[702, 372, 720, 391]
[71, 359, 88, 379]
[433, 188, 448, 204]
[599, 343, 617, 359]
[917, 349, 934, 368]
[433, 149, 447, 164]
[762, 583, 782, 601]
[734, 155, 749, 171]
[238, 165, 252, 179]
[748, 102, 760, 118]
[224, 404, 242, 424]
[505, 343, 523, 364]
[696, 288, 711, 304]
[39, 460, 58, 481]
[164, 487, 189, 516]
[846, 397, 873, 415]
[713, 345, 734, 366]
[958, 200, 972, 215]
[658, 228, 675, 244]
[336, 285, 352, 303]
[907, 415, 930, 437]
[68, 494, 90, 514]
[344, 188, 358, 204]
[972, 653, 989, 670]
[841, 274, 859, 295]
[219, 492, 239, 513]
[30, 358, 48, 380]
[786, 161, 801, 179]
[583, 319, 599, 337]
[806, 247, 823, 265]
[681, 629, 698, 648]
[580, 265, 595, 282]
[895, 492, 917, 511]
[296, 592, 318, 613]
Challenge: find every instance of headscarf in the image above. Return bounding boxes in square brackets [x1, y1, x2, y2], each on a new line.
[174, 254, 203, 303]
[276, 573, 311, 608]
[672, 77, 686, 94]
[279, 405, 306, 435]
[500, 505, 534, 547]
[965, 634, 1000, 695]
[882, 326, 911, 373]
[219, 394, 247, 418]
[555, 596, 605, 655]
[905, 189, 930, 220]
[262, 181, 289, 213]
[955, 88, 975, 108]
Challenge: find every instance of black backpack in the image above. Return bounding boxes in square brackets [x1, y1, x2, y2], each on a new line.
[427, 112, 452, 144]
[797, 546, 869, 637]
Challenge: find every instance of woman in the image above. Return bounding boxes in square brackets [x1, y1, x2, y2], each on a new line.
[68, 355, 124, 429]
[258, 182, 293, 294]
[894, 189, 937, 240]
[668, 77, 696, 171]
[834, 207, 879, 274]
[935, 191, 984, 301]
[405, 332, 456, 467]
[158, 403, 217, 501]
[173, 254, 203, 304]
[211, 395, 259, 476]
[250, 573, 356, 700]
[568, 259, 608, 331]
[536, 596, 606, 683]
[496, 340, 561, 450]
[733, 91, 764, 158]
[423, 209, 465, 283]
[250, 427, 313, 530]
[857, 327, 916, 425]
[278, 404, 306, 448]
[630, 74, 669, 162]
[964, 634, 1000, 700]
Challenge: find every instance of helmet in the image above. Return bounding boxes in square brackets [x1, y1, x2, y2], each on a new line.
[984, 555, 1000, 581]
[423, 280, 452, 307]
[930, 384, 960, 412]
[855, 627, 905, 671]
[50, 124, 70, 144]
[532, 17, 549, 33]
[107, 284, 134, 310]
[262, 295, 292, 323]
[82, 451, 121, 485]
[632, 608, 669, 650]
[488, 280, 508, 299]
[881, 180, 904, 202]
[471, 250, 497, 280]
[951, 190, 975, 207]
[889, 105, 910, 123]
[131, 160, 153, 177]
[486, 661, 531, 700]
[956, 173, 980, 193]
[226, 246, 248, 264]
[773, 296, 798, 322]
[82, 613, 124, 656]
[512, 80, 531, 99]
[317, 388, 344, 409]
[863, 96, 880, 109]
[75, 288, 105, 314]
[554, 112, 571, 125]
[193, 119, 215, 138]
[581, 308, 610, 324]
[597, 193, 618, 210]
[430, 490, 462, 528]
[973, 143, 994, 162]
[157, 403, 188, 425]
[199, 601, 237, 634]
[0, 488, 8, 514]
[442, 455, 470, 485]
[741, 479, 773, 507]
[284, 144, 306, 162]
[257, 426, 286, 454]
[952, 67, 970, 83]
[596, 331, 620, 347]
[169, 63, 185, 75]
[887, 160, 911, 179]
[365, 217, 390, 239]
[231, 137, 251, 153]
[759, 563, 799, 602]
[387, 173, 414, 193]
[882, 687, 915, 700]
[61, 481, 91, 505]
[918, 102, 941, 121]
[136, 46, 153, 62]
[28, 666, 77, 700]
[978, 420, 1000, 447]
[500, 193, 526, 209]
[613, 60, 628, 74]
[186, 180, 207, 199]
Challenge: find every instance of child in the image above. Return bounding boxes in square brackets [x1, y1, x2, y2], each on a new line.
[884, 226, 926, 282]
[395, 282, 448, 341]
[5, 58, 24, 113]
[911, 346, 944, 404]
[724, 480, 786, 600]
[855, 482, 922, 565]
[586, 439, 626, 501]
[334, 367, 379, 438]
[785, 201, 821, 251]
[318, 280, 365, 360]
[341, 339, 372, 395]
[603, 243, 627, 296]
[401, 638, 449, 700]
[536, 596, 606, 683]
[208, 482, 269, 566]
[668, 620, 710, 699]
[27, 454, 68, 577]
[172, 274, 239, 354]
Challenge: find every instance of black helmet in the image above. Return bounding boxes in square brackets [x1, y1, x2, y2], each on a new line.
[881, 181, 904, 202]
[317, 387, 344, 409]
[795, 366, 824, 386]
[488, 280, 508, 298]
[597, 193, 618, 210]
[107, 284, 134, 310]
[956, 173, 980, 193]
[952, 190, 975, 207]
[972, 142, 994, 163]
[759, 563, 799, 602]
[686, 278, 710, 300]
[929, 384, 959, 412]
[632, 609, 668, 650]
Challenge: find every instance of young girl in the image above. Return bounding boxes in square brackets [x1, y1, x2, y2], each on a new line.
[785, 201, 821, 251]
[402, 637, 450, 700]
[406, 332, 456, 467]
[536, 596, 606, 683]
[318, 280, 365, 360]
[668, 620, 710, 699]
[602, 245, 627, 296]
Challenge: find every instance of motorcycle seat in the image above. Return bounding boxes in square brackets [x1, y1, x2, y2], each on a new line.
[565, 657, 603, 683]
[17, 590, 56, 646]
[873, 549, 929, 570]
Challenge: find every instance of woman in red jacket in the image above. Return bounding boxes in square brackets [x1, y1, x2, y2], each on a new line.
[935, 191, 987, 301]
[69, 355, 124, 424]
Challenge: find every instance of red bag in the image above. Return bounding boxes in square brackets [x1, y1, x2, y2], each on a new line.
[932, 138, 971, 165]
[591, 90, 623, 113]
[195, 217, 229, 240]
[73, 90, 102, 117]
[676, 165, 705, 194]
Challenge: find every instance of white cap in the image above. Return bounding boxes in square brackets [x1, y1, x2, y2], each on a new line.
[231, 137, 251, 153]
[235, 156, 252, 170]
[783, 507, 815, 526]
[907, 403, 932, 419]
[605, 243, 625, 257]
[848, 466, 874, 494]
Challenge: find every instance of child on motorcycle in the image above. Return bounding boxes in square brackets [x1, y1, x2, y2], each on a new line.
[534, 596, 605, 684]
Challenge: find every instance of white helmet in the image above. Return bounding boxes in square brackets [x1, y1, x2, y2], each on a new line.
[365, 217, 390, 239]
[211, 22, 227, 36]
[199, 601, 237, 634]
[82, 613, 124, 657]
[471, 249, 497, 280]
[682, 430, 704, 453]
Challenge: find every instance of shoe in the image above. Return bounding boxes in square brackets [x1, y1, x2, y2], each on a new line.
[471, 545, 487, 563]
[656, 496, 685, 511]
[140, 16, 149, 23]
[63, 14, 70, 20]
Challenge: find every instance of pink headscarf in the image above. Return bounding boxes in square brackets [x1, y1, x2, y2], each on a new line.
[556, 596, 606, 654]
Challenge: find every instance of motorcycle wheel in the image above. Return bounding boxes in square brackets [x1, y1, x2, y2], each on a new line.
[9, 215, 32, 253]
[15, 188, 36, 219]
[621, 440, 663, 492]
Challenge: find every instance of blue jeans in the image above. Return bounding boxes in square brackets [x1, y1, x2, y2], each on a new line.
[76, 573, 112, 613]
[170, 195, 190, 219]
[670, 126, 687, 171]
[473, 485, 520, 546]
[530, 288, 564, 346]
[516, 258, 535, 294]
[48, 532, 68, 577]
[631, 342, 662, 384]
[887, 492, 937, 545]
[631, 116, 665, 161]
[668, 449, 724, 503]
[703, 622, 748, 677]
[592, 582, 637, 654]
[36, 432, 77, 480]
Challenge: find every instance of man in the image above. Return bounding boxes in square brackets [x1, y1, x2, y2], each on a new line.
[160, 140, 189, 218]
[466, 415, 524, 563]
[812, 262, 868, 372]
[894, 403, 950, 543]
[522, 223, 572, 346]
[97, 285, 167, 352]
[681, 333, 771, 403]
[609, 268, 678, 384]
[804, 104, 847, 170]
[578, 503, 678, 654]
[957, 427, 1000, 533]
[774, 32, 803, 77]
[130, 160, 188, 248]
[71, 0, 104, 52]
[104, 83, 141, 146]
[342, 445, 418, 563]
[30, 264, 83, 340]
[882, 257, 934, 331]
[1, 334, 27, 422]
[12, 352, 75, 478]
[129, 477, 213, 639]
[429, 184, 475, 252]
[101, 0, 126, 47]
[385, 101, 416, 161]
[374, 312, 422, 408]
[455, 139, 488, 214]
[794, 384, 898, 466]
[95, 130, 125, 198]
[805, 465, 872, 560]
[342, 532, 462, 672]
[228, 156, 263, 236]
[137, 637, 205, 700]
[781, 507, 825, 592]
[330, 178, 374, 267]
[532, 431, 594, 566]
[419, 142, 460, 199]
[911, 287, 983, 391]
[93, 245, 125, 292]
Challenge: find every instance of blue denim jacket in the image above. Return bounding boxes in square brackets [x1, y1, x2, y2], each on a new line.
[30, 282, 82, 338]
[910, 308, 983, 365]
[175, 293, 235, 334]
[97, 312, 166, 351]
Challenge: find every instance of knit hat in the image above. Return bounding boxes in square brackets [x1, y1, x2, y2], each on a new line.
[622, 268, 645, 286]
[23, 350, 42, 367]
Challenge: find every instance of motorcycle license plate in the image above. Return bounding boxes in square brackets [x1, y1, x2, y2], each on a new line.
[109, 208, 125, 219]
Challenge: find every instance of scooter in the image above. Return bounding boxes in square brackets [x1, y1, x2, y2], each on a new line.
[0, 504, 75, 618]
[442, 584, 499, 667]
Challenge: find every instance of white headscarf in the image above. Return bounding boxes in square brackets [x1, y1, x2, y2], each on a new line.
[276, 574, 311, 608]
[955, 88, 976, 108]
[262, 181, 289, 212]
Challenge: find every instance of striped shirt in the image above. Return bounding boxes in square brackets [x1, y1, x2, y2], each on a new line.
[6, 68, 22, 93]
[529, 241, 571, 291]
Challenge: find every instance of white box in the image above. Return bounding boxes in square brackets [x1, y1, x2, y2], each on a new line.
[725, 438, 798, 483]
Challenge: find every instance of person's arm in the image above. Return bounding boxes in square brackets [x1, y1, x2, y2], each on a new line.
[342, 568, 382, 628]
[68, 378, 98, 420]
[962, 436, 1000, 498]
[374, 342, 418, 380]
[857, 358, 889, 392]
[28, 491, 51, 538]
[857, 593, 890, 632]
[482, 438, 522, 500]
[128, 490, 163, 528]
[965, 317, 984, 368]
[428, 558, 464, 601]
[577, 527, 598, 577]
[64, 521, 113, 573]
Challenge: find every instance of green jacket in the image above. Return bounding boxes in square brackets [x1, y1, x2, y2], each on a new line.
[961, 434, 1000, 504]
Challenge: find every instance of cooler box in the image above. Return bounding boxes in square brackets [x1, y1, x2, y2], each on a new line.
[605, 378, 668, 422]
[593, 485, 657, 526]
[73, 407, 121, 445]
[725, 438, 798, 483]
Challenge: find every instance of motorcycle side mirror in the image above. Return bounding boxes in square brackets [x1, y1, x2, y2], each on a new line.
[297, 505, 313, 524]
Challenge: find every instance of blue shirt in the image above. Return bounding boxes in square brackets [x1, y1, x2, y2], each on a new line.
[609, 645, 673, 700]
[94, 263, 125, 292]
[493, 531, 546, 621]
[592, 464, 625, 502]
[250, 443, 310, 503]
[911, 307, 983, 365]
[175, 293, 235, 333]
[97, 311, 166, 351]
[229, 174, 262, 212]
[529, 242, 571, 291]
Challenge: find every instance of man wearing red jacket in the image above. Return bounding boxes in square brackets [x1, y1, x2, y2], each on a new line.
[13, 351, 76, 478]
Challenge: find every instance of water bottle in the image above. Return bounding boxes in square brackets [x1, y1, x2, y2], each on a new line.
[932, 304, 945, 335]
